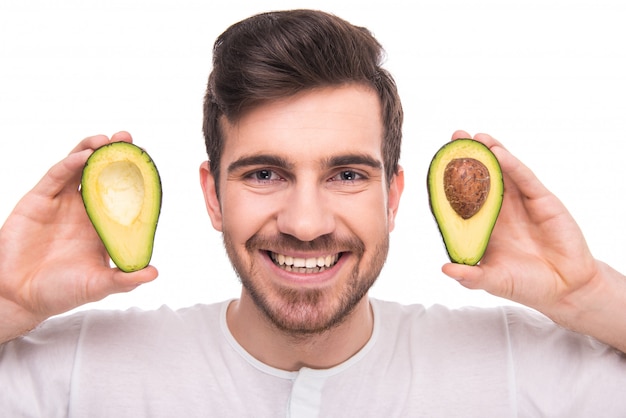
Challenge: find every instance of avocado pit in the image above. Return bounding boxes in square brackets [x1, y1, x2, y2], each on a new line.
[443, 158, 491, 219]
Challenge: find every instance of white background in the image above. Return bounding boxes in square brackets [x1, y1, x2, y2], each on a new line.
[1, 0, 624, 314]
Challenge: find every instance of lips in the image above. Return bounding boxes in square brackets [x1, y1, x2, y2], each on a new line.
[270, 252, 340, 273]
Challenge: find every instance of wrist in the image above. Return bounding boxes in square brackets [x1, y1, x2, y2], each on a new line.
[548, 261, 626, 353]
[0, 298, 43, 344]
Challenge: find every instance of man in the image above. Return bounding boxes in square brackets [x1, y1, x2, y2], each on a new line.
[1, 9, 625, 417]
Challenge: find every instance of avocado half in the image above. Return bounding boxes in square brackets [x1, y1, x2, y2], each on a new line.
[81, 141, 162, 272]
[427, 139, 503, 265]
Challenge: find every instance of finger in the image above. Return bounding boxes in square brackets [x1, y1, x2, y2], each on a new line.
[37, 132, 134, 199]
[89, 265, 159, 302]
[110, 131, 133, 144]
[68, 131, 132, 155]
[451, 131, 505, 150]
[471, 132, 505, 149]
[451, 130, 471, 140]
[453, 132, 551, 202]
[110, 265, 159, 292]
[33, 148, 94, 198]
[69, 134, 111, 154]
[441, 261, 514, 298]
[490, 145, 552, 202]
[442, 260, 482, 281]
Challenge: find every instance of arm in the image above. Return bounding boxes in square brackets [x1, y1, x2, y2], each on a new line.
[0, 132, 158, 344]
[442, 131, 626, 352]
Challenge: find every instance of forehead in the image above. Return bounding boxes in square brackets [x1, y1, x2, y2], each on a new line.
[219, 85, 383, 166]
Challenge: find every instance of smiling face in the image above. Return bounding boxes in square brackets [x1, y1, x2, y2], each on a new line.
[201, 84, 403, 336]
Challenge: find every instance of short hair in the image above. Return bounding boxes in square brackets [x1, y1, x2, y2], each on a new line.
[203, 9, 403, 195]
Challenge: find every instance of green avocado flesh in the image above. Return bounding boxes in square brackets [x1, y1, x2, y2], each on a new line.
[81, 142, 162, 272]
[427, 139, 503, 265]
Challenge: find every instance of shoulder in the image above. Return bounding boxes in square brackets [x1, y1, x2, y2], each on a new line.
[498, 306, 626, 415]
[371, 297, 579, 335]
[78, 300, 226, 328]
[9, 300, 230, 352]
[372, 298, 513, 337]
[74, 300, 229, 344]
[372, 298, 619, 352]
[370, 298, 517, 366]
[500, 303, 625, 366]
[365, 299, 517, 413]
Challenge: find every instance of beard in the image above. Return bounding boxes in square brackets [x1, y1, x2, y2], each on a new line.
[223, 231, 389, 337]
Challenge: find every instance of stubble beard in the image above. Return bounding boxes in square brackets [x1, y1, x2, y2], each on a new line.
[223, 232, 389, 338]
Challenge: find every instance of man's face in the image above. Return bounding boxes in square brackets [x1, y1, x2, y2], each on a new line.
[201, 85, 403, 336]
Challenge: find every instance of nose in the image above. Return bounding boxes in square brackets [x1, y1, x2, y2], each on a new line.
[276, 181, 335, 242]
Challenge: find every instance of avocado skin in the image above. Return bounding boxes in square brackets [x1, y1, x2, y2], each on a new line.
[81, 142, 162, 272]
[427, 139, 503, 265]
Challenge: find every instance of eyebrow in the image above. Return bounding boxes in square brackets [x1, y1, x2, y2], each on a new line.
[227, 153, 382, 174]
[325, 154, 382, 170]
[227, 155, 293, 174]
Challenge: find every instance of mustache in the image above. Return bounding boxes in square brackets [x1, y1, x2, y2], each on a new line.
[245, 233, 365, 256]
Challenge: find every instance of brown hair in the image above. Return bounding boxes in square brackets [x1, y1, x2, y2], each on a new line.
[203, 9, 403, 195]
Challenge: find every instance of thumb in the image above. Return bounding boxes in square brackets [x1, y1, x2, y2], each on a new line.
[442, 262, 519, 304]
[441, 262, 486, 290]
[90, 265, 159, 301]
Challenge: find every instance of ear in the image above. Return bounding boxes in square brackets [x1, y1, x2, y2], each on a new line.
[387, 166, 404, 232]
[199, 161, 223, 232]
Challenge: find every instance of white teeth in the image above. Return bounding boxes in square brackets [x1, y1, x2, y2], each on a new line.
[271, 252, 340, 272]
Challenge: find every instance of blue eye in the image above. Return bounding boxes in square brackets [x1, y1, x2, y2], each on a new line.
[332, 170, 362, 182]
[255, 170, 273, 180]
[246, 169, 283, 183]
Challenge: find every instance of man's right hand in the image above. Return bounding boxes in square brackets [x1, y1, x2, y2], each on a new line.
[0, 132, 158, 343]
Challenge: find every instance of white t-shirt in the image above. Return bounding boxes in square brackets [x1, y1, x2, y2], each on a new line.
[1, 298, 625, 417]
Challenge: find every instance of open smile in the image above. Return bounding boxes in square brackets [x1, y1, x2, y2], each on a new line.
[269, 252, 341, 273]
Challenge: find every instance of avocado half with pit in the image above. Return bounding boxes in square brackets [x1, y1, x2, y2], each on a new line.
[81, 141, 162, 272]
[427, 139, 503, 265]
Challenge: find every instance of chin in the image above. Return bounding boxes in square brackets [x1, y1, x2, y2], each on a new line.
[245, 276, 370, 336]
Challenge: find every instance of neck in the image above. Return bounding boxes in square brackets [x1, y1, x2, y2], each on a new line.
[227, 292, 374, 371]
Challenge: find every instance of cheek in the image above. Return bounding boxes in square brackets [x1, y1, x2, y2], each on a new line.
[221, 192, 277, 242]
[337, 192, 390, 239]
